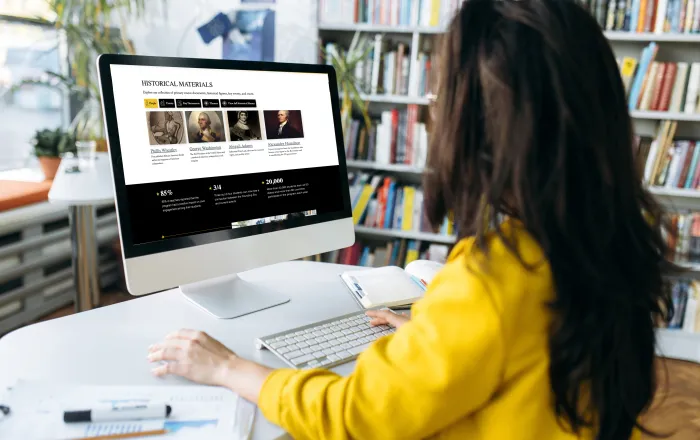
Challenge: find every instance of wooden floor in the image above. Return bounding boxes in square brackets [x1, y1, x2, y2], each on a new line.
[38, 292, 700, 439]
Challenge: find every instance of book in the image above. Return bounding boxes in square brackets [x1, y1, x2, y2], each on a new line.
[340, 259, 443, 309]
[649, 62, 667, 111]
[684, 63, 700, 114]
[658, 62, 678, 111]
[669, 63, 690, 113]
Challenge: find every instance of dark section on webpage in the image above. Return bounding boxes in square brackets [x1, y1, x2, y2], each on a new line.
[158, 99, 175, 108]
[125, 165, 344, 245]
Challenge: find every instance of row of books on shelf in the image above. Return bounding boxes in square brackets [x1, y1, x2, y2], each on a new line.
[306, 239, 450, 268]
[663, 279, 700, 332]
[619, 45, 700, 113]
[319, 0, 461, 27]
[579, 0, 700, 33]
[349, 173, 455, 234]
[344, 106, 429, 166]
[325, 37, 433, 97]
[638, 123, 700, 187]
[666, 212, 700, 262]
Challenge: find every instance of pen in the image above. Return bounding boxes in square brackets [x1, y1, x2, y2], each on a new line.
[64, 403, 172, 423]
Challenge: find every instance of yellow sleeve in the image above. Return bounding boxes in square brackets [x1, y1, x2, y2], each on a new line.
[258, 263, 506, 440]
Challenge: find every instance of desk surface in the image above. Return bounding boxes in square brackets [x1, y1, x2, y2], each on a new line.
[48, 152, 115, 205]
[0, 261, 362, 440]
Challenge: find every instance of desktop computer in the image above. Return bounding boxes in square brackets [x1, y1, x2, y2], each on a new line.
[97, 54, 354, 319]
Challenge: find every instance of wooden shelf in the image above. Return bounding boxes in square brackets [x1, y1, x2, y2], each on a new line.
[605, 31, 700, 42]
[354, 226, 455, 244]
[630, 110, 700, 122]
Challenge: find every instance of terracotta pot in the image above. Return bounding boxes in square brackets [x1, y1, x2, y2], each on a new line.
[95, 138, 108, 152]
[39, 156, 62, 180]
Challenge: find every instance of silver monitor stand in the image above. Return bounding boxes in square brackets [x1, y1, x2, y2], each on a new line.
[180, 273, 289, 319]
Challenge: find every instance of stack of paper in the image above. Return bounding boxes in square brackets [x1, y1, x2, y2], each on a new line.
[0, 381, 255, 440]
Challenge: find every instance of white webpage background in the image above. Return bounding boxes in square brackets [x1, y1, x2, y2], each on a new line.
[109, 64, 340, 186]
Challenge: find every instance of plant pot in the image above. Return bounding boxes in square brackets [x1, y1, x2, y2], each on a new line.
[95, 138, 108, 152]
[39, 156, 62, 180]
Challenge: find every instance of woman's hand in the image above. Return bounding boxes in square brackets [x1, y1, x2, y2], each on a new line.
[147, 329, 237, 387]
[148, 329, 273, 403]
[366, 309, 410, 329]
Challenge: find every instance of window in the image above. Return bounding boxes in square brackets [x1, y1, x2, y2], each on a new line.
[0, 2, 67, 173]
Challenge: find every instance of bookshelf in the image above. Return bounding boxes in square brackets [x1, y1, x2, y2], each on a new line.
[319, 3, 700, 362]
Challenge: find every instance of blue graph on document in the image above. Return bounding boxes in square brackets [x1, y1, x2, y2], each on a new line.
[84, 422, 146, 436]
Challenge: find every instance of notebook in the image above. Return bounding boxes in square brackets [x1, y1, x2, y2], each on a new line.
[340, 260, 444, 309]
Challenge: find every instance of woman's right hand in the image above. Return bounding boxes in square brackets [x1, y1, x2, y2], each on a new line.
[366, 309, 410, 329]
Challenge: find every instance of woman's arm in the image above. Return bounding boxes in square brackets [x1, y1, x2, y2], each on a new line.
[147, 309, 408, 404]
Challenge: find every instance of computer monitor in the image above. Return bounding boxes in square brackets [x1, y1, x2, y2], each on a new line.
[97, 55, 354, 318]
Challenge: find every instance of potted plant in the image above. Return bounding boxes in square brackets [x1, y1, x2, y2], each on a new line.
[17, 1, 147, 151]
[322, 32, 374, 136]
[33, 128, 76, 180]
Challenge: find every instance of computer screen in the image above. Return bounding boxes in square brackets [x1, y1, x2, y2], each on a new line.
[105, 62, 350, 258]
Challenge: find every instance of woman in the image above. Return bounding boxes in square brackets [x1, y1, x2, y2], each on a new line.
[230, 111, 260, 141]
[148, 1, 674, 439]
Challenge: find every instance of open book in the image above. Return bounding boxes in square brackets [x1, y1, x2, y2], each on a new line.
[340, 260, 444, 309]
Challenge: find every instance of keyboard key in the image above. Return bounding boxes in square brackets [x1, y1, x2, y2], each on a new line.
[337, 336, 349, 343]
[340, 343, 352, 349]
[378, 325, 390, 331]
[315, 337, 327, 343]
[321, 329, 333, 335]
[327, 354, 341, 361]
[323, 349, 336, 356]
[359, 337, 371, 343]
[291, 354, 315, 366]
[368, 334, 379, 341]
[336, 350, 353, 358]
[381, 330, 393, 336]
[332, 346, 346, 354]
[320, 359, 333, 366]
[362, 330, 373, 336]
[297, 341, 309, 348]
[371, 327, 384, 334]
[287, 343, 299, 350]
[301, 347, 314, 354]
[295, 336, 306, 342]
[350, 339, 365, 347]
[312, 331, 324, 337]
[341, 329, 354, 335]
[332, 331, 344, 338]
[286, 349, 303, 359]
[313, 351, 326, 359]
[320, 342, 331, 349]
[348, 343, 371, 356]
[284, 338, 296, 345]
[330, 326, 340, 331]
[307, 359, 320, 367]
[338, 323, 350, 330]
[270, 341, 286, 349]
[278, 347, 291, 354]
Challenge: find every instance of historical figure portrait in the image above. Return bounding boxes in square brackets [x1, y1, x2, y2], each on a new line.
[227, 110, 263, 141]
[185, 110, 224, 143]
[264, 110, 304, 140]
[146, 111, 185, 145]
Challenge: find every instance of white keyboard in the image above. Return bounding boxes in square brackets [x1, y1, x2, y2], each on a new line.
[256, 310, 396, 369]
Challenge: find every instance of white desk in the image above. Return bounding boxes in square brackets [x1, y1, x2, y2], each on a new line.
[0, 261, 362, 440]
[48, 152, 115, 312]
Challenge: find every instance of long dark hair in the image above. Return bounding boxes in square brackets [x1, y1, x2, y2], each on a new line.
[423, 1, 675, 439]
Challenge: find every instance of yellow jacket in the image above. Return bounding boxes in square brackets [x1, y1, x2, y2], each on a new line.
[259, 221, 641, 439]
